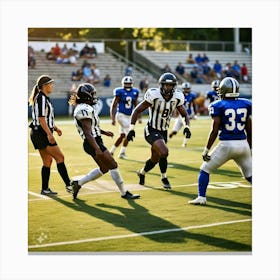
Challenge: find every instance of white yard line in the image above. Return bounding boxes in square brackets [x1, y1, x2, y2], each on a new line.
[28, 218, 252, 249]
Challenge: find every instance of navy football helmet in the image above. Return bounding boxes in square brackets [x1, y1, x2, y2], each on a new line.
[76, 83, 98, 104]
[211, 80, 220, 92]
[122, 76, 133, 90]
[218, 77, 239, 98]
[159, 72, 177, 96]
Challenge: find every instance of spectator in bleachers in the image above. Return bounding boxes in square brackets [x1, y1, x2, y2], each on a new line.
[231, 60, 241, 81]
[79, 43, 97, 58]
[186, 53, 195, 64]
[71, 42, 79, 58]
[222, 62, 235, 78]
[213, 60, 222, 79]
[195, 53, 203, 64]
[103, 74, 111, 87]
[175, 62, 185, 77]
[71, 67, 83, 81]
[83, 63, 94, 84]
[92, 63, 101, 85]
[139, 76, 149, 94]
[90, 44, 98, 58]
[28, 46, 36, 68]
[161, 64, 172, 73]
[190, 65, 206, 84]
[46, 43, 61, 61]
[201, 53, 209, 63]
[61, 43, 69, 56]
[241, 63, 249, 83]
[125, 65, 133, 76]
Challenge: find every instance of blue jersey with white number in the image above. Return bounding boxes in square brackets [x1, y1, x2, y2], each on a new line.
[114, 87, 139, 115]
[184, 92, 197, 115]
[206, 90, 219, 103]
[209, 98, 252, 140]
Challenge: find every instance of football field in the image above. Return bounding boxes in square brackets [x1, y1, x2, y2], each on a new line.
[28, 117, 252, 253]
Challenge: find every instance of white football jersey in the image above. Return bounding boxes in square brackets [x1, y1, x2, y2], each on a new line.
[74, 103, 101, 139]
[144, 88, 184, 131]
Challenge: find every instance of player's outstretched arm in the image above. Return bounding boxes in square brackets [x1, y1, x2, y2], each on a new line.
[127, 100, 150, 142]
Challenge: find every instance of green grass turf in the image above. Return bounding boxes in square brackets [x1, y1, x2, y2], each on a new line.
[28, 117, 251, 253]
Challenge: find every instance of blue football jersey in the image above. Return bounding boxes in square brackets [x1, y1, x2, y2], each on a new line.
[206, 90, 219, 103]
[208, 98, 252, 140]
[114, 87, 139, 115]
[184, 92, 197, 115]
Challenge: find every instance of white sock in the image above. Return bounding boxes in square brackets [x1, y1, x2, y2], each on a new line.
[78, 168, 103, 186]
[161, 173, 167, 179]
[183, 138, 188, 145]
[110, 145, 117, 154]
[120, 146, 126, 154]
[139, 168, 146, 175]
[109, 168, 126, 195]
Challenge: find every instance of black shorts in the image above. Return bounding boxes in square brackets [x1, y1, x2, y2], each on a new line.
[144, 125, 167, 145]
[30, 126, 57, 150]
[83, 136, 107, 157]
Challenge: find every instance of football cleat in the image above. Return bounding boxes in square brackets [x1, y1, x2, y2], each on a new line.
[188, 196, 207, 205]
[118, 153, 128, 159]
[65, 185, 73, 193]
[71, 180, 81, 199]
[137, 170, 145, 185]
[161, 178, 171, 190]
[41, 188, 58, 195]
[121, 191, 140, 199]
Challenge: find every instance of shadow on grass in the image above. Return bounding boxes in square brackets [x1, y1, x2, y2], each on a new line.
[144, 186, 252, 217]
[51, 196, 251, 251]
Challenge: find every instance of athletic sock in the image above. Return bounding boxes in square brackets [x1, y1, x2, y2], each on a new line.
[159, 157, 168, 174]
[57, 162, 71, 186]
[110, 145, 117, 154]
[120, 146, 126, 154]
[78, 168, 103, 186]
[41, 166, 50, 190]
[109, 168, 126, 195]
[143, 159, 157, 173]
[198, 169, 209, 197]
[182, 138, 188, 146]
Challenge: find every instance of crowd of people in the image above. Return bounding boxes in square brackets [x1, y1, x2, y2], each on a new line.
[172, 53, 250, 84]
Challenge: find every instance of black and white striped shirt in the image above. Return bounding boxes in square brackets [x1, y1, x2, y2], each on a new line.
[74, 103, 101, 139]
[144, 88, 184, 131]
[31, 91, 55, 130]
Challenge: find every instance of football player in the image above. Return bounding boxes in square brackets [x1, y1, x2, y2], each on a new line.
[189, 77, 252, 205]
[69, 83, 140, 200]
[169, 82, 197, 147]
[110, 76, 140, 159]
[126, 72, 191, 189]
[206, 79, 220, 104]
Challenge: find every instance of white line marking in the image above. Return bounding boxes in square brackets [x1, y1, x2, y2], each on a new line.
[28, 218, 251, 249]
[28, 191, 51, 200]
[28, 181, 249, 202]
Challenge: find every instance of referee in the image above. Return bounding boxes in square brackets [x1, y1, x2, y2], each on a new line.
[29, 75, 72, 195]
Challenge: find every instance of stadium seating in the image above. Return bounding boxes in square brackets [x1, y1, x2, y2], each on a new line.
[28, 51, 157, 98]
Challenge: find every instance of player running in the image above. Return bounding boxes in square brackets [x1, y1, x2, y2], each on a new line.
[69, 83, 140, 200]
[126, 72, 191, 189]
[110, 76, 140, 159]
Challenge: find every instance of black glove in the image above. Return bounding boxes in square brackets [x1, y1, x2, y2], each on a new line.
[127, 130, 135, 142]
[183, 126, 191, 138]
